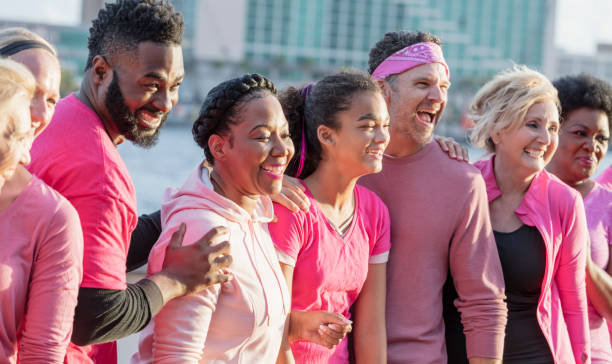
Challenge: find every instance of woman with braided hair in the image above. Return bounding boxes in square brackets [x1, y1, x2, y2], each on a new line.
[268, 72, 391, 363]
[132, 73, 294, 363]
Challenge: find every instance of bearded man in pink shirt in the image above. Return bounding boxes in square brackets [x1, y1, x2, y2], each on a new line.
[27, 1, 231, 363]
[357, 30, 507, 364]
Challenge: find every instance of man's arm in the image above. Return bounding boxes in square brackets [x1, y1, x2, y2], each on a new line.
[73, 221, 232, 345]
[127, 210, 162, 272]
[449, 175, 507, 361]
[72, 280, 162, 345]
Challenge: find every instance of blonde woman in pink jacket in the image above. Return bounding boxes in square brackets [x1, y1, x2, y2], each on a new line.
[469, 67, 590, 364]
[132, 74, 295, 364]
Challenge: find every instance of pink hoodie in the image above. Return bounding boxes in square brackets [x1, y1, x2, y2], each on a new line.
[131, 164, 290, 364]
[475, 157, 591, 364]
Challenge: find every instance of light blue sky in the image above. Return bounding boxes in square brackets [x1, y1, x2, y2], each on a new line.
[0, 0, 610, 55]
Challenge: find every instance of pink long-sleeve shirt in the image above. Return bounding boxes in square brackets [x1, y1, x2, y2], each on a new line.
[475, 157, 591, 364]
[583, 182, 612, 363]
[358, 141, 507, 364]
[0, 176, 83, 364]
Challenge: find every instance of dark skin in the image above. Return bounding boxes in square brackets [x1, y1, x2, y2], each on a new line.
[77, 41, 232, 303]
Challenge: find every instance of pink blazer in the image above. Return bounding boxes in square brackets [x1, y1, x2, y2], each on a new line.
[475, 157, 590, 364]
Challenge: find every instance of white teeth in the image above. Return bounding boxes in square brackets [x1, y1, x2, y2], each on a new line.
[262, 166, 283, 174]
[524, 149, 544, 158]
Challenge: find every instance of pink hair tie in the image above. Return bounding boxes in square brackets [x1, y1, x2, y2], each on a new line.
[371, 41, 449, 80]
[295, 83, 315, 178]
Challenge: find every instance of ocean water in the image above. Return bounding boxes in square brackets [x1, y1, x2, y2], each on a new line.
[119, 125, 612, 214]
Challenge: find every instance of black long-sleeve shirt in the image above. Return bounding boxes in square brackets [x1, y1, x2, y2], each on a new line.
[72, 211, 164, 345]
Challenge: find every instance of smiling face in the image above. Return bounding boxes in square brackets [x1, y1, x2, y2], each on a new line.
[384, 62, 449, 154]
[325, 91, 390, 177]
[495, 100, 560, 177]
[218, 94, 294, 198]
[102, 41, 184, 147]
[0, 95, 34, 180]
[10, 48, 60, 137]
[548, 107, 610, 184]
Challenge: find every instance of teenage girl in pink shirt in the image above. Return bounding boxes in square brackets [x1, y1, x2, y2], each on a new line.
[469, 66, 590, 363]
[547, 74, 612, 363]
[268, 72, 391, 364]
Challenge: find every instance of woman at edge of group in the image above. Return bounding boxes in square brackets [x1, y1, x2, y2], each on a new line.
[268, 72, 391, 364]
[469, 66, 590, 363]
[0, 27, 61, 138]
[0, 57, 82, 362]
[0, 28, 83, 363]
[131, 73, 295, 363]
[546, 73, 612, 363]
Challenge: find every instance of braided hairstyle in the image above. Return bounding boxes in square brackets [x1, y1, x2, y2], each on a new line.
[553, 74, 612, 128]
[85, 0, 184, 70]
[280, 71, 380, 179]
[193, 73, 277, 164]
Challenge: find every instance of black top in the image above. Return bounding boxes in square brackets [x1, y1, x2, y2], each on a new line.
[443, 225, 554, 364]
[495, 224, 553, 364]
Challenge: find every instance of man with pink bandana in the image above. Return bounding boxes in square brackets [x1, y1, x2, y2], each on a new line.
[358, 31, 507, 364]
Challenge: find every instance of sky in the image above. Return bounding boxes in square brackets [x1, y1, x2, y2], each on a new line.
[0, 0, 611, 55]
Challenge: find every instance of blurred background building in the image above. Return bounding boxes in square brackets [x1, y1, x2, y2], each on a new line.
[2, 0, 609, 139]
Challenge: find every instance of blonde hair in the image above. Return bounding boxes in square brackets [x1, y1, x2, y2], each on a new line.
[468, 65, 560, 153]
[0, 27, 57, 56]
[0, 58, 35, 138]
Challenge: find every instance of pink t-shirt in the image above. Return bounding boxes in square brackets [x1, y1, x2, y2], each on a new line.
[28, 94, 138, 364]
[584, 182, 612, 363]
[0, 176, 83, 363]
[268, 183, 391, 364]
[595, 166, 612, 190]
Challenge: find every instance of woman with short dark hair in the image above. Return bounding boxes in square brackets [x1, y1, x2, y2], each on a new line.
[547, 73, 612, 363]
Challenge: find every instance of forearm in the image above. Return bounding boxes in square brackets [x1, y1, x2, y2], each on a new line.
[353, 321, 386, 364]
[127, 210, 162, 272]
[71, 279, 163, 345]
[353, 263, 386, 364]
[276, 314, 295, 364]
[451, 180, 506, 359]
[586, 258, 612, 322]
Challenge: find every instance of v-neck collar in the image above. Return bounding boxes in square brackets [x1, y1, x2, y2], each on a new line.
[301, 180, 359, 240]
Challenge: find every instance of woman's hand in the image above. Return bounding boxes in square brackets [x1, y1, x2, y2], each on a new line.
[289, 310, 352, 349]
[271, 175, 310, 213]
[434, 135, 469, 161]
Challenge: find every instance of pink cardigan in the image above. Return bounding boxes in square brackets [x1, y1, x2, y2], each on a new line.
[475, 157, 591, 364]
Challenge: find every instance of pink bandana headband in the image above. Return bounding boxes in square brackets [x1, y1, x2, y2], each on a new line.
[371, 42, 449, 80]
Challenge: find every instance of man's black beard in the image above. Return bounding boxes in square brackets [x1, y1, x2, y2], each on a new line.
[104, 71, 168, 148]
